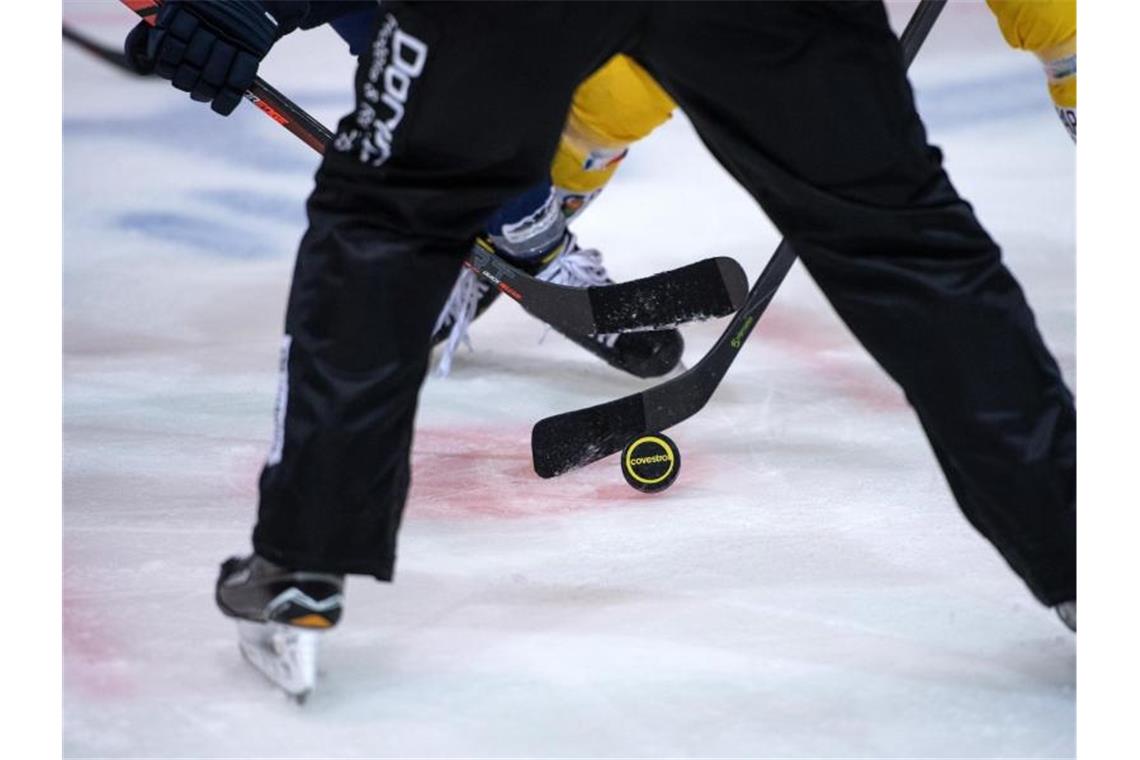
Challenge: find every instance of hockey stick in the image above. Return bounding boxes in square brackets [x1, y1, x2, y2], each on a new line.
[531, 0, 950, 478]
[115, 0, 750, 336]
[121, 0, 331, 152]
[63, 23, 148, 74]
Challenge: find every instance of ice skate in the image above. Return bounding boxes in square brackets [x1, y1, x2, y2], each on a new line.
[535, 233, 683, 378]
[215, 555, 344, 703]
[432, 233, 683, 377]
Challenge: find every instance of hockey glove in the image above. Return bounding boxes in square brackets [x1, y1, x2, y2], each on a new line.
[125, 1, 302, 116]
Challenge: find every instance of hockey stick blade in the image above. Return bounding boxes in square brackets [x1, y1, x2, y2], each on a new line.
[532, 0, 948, 478]
[532, 242, 794, 477]
[469, 244, 748, 335]
[589, 256, 748, 333]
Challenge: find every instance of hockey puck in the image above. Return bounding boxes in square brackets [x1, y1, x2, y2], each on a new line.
[621, 433, 680, 493]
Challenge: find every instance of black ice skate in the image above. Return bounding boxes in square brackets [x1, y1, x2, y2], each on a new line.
[432, 233, 683, 378]
[215, 554, 344, 703]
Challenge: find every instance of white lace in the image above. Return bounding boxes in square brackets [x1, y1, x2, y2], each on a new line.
[431, 266, 491, 377]
[536, 235, 619, 348]
[534, 236, 609, 288]
[431, 234, 618, 376]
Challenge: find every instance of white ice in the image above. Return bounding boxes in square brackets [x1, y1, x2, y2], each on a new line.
[63, 2, 1075, 757]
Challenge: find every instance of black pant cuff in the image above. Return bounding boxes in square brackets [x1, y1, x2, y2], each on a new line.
[252, 539, 395, 581]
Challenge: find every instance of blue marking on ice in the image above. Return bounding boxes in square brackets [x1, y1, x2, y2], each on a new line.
[195, 189, 308, 226]
[914, 68, 1051, 131]
[63, 89, 347, 173]
[116, 211, 280, 260]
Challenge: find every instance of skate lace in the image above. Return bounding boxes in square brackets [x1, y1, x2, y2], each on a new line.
[432, 266, 492, 377]
[536, 236, 619, 348]
[536, 237, 612, 289]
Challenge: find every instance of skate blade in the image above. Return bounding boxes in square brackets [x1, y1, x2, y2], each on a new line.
[236, 620, 321, 703]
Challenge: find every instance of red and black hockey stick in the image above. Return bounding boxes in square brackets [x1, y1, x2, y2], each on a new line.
[531, 0, 950, 478]
[107, 0, 749, 339]
[121, 0, 332, 153]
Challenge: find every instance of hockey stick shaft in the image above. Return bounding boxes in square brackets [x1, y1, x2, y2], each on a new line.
[121, 0, 332, 153]
[531, 0, 948, 478]
[115, 0, 749, 336]
[63, 23, 147, 74]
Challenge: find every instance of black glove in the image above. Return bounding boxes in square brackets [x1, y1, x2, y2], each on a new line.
[125, 1, 300, 116]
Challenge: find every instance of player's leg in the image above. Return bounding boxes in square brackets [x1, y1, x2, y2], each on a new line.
[222, 1, 640, 695]
[635, 1, 1075, 607]
[553, 54, 678, 212]
[252, 1, 636, 576]
[987, 0, 1076, 140]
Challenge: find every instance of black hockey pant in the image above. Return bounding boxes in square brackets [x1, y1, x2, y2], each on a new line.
[252, 2, 1076, 606]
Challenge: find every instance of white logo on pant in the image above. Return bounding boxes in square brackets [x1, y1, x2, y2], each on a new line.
[337, 14, 429, 167]
[266, 334, 292, 467]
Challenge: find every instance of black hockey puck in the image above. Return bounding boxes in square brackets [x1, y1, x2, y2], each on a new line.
[621, 433, 680, 493]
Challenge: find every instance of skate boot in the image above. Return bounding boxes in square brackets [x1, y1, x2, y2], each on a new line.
[1055, 599, 1076, 632]
[535, 233, 684, 378]
[215, 554, 344, 703]
[431, 233, 683, 378]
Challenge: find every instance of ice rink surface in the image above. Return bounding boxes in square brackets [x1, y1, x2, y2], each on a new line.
[63, 2, 1075, 757]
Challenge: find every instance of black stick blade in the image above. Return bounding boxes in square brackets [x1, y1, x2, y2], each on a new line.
[589, 257, 747, 334]
[531, 394, 646, 478]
